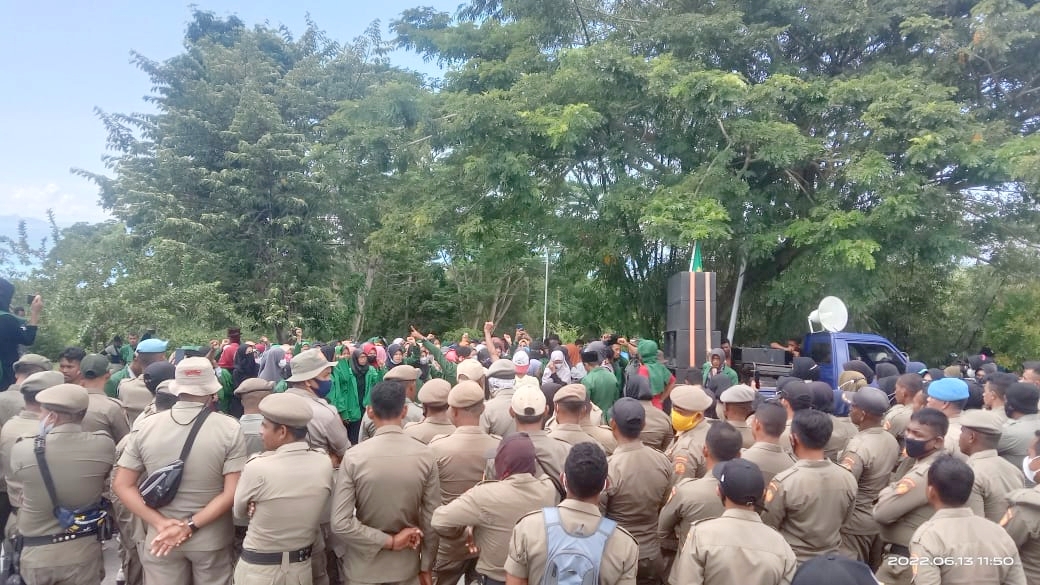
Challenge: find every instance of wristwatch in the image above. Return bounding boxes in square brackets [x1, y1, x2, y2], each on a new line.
[186, 516, 198, 535]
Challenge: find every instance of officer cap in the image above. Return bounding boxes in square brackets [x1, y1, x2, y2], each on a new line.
[20, 371, 65, 395]
[13, 354, 52, 372]
[448, 381, 485, 408]
[37, 383, 89, 414]
[670, 385, 712, 412]
[720, 384, 757, 404]
[417, 379, 451, 406]
[958, 409, 1003, 435]
[384, 365, 420, 382]
[553, 384, 588, 404]
[234, 378, 275, 396]
[487, 359, 516, 380]
[259, 393, 313, 428]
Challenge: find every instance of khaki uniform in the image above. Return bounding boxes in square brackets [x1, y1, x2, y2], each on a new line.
[548, 423, 605, 452]
[1000, 414, 1040, 468]
[505, 499, 639, 585]
[838, 427, 900, 565]
[117, 377, 153, 425]
[602, 442, 672, 584]
[966, 449, 1024, 523]
[761, 459, 857, 563]
[403, 417, 456, 444]
[872, 450, 941, 585]
[360, 402, 423, 442]
[741, 442, 795, 486]
[944, 415, 968, 461]
[238, 413, 265, 457]
[584, 422, 618, 455]
[638, 401, 673, 452]
[1000, 486, 1040, 585]
[118, 403, 247, 585]
[110, 434, 144, 585]
[431, 473, 557, 582]
[330, 426, 440, 585]
[990, 407, 1009, 426]
[1, 410, 39, 517]
[658, 476, 724, 552]
[725, 419, 754, 449]
[11, 424, 115, 585]
[910, 507, 1026, 585]
[825, 415, 858, 463]
[0, 388, 25, 429]
[668, 508, 797, 585]
[487, 430, 571, 482]
[665, 422, 711, 483]
[884, 404, 912, 444]
[233, 442, 334, 585]
[481, 389, 517, 438]
[82, 388, 131, 443]
[285, 388, 350, 458]
[430, 426, 501, 585]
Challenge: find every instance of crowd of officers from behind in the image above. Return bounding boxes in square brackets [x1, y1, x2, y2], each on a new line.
[2, 343, 1040, 585]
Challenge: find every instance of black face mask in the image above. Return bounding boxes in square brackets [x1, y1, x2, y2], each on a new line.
[904, 437, 933, 459]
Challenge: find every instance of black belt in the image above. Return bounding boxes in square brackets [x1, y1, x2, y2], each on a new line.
[22, 528, 98, 547]
[240, 546, 312, 565]
[481, 576, 505, 585]
[886, 543, 910, 557]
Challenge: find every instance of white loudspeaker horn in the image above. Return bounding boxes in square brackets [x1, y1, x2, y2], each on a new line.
[808, 296, 848, 333]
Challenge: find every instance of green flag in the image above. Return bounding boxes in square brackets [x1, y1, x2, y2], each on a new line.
[689, 242, 703, 272]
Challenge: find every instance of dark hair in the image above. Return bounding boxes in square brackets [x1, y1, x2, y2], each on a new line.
[927, 455, 975, 507]
[721, 338, 730, 345]
[911, 407, 950, 437]
[896, 374, 924, 396]
[558, 400, 587, 416]
[456, 346, 473, 359]
[705, 421, 743, 462]
[515, 413, 543, 425]
[59, 347, 86, 363]
[964, 425, 1000, 449]
[965, 381, 984, 410]
[564, 442, 608, 499]
[1023, 362, 1040, 376]
[792, 409, 833, 450]
[369, 381, 406, 420]
[986, 372, 1018, 398]
[755, 402, 787, 437]
[424, 403, 450, 414]
[290, 426, 309, 441]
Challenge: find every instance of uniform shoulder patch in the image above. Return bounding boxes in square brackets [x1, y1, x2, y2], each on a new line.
[764, 480, 779, 504]
[839, 455, 856, 472]
[673, 455, 688, 477]
[895, 478, 916, 495]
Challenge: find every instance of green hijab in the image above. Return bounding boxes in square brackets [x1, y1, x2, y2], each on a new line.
[638, 340, 670, 395]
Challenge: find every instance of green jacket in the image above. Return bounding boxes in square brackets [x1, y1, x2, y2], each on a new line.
[217, 368, 235, 414]
[583, 367, 620, 421]
[701, 362, 739, 386]
[105, 366, 131, 399]
[329, 359, 385, 422]
[421, 340, 457, 386]
[119, 345, 134, 366]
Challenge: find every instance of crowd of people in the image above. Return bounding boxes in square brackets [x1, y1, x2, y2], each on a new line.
[3, 284, 1040, 585]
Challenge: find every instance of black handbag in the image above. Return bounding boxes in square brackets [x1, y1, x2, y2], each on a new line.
[138, 408, 211, 509]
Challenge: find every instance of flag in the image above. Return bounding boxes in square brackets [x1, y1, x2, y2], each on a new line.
[689, 241, 703, 272]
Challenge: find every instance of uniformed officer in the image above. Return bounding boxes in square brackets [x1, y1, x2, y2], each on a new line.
[234, 378, 275, 457]
[777, 381, 814, 456]
[432, 433, 557, 585]
[622, 376, 672, 452]
[129, 361, 177, 429]
[484, 384, 569, 482]
[924, 377, 969, 461]
[505, 443, 639, 585]
[741, 402, 795, 486]
[404, 379, 456, 444]
[665, 385, 714, 483]
[983, 372, 1017, 426]
[481, 359, 519, 437]
[430, 381, 501, 585]
[113, 357, 247, 585]
[999, 383, 1040, 469]
[581, 403, 619, 455]
[601, 398, 672, 585]
[668, 459, 797, 585]
[808, 381, 856, 462]
[659, 421, 743, 553]
[116, 339, 169, 422]
[885, 373, 924, 447]
[957, 408, 1024, 522]
[360, 365, 423, 442]
[330, 380, 440, 585]
[547, 384, 606, 451]
[1000, 470, 1040, 583]
[77, 353, 131, 442]
[0, 353, 51, 428]
[762, 409, 857, 564]
[910, 456, 1026, 585]
[11, 383, 115, 585]
[872, 407, 948, 585]
[717, 385, 756, 448]
[233, 393, 334, 585]
[284, 349, 349, 466]
[837, 387, 900, 568]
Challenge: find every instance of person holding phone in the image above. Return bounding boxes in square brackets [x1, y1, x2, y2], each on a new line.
[0, 278, 42, 391]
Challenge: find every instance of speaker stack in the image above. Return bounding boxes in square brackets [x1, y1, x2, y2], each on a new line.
[664, 272, 721, 384]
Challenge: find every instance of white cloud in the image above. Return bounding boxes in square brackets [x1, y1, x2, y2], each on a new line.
[0, 181, 111, 226]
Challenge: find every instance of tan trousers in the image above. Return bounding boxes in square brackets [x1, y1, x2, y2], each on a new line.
[21, 553, 104, 585]
[875, 554, 914, 585]
[235, 557, 313, 585]
[138, 543, 233, 585]
[840, 532, 883, 570]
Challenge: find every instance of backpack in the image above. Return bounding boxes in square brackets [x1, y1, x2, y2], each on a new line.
[539, 507, 617, 585]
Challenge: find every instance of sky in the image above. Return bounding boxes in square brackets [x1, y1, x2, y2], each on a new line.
[0, 0, 456, 236]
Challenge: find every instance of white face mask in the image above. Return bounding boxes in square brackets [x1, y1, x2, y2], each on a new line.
[1023, 456, 1039, 483]
[38, 413, 56, 436]
[278, 359, 287, 369]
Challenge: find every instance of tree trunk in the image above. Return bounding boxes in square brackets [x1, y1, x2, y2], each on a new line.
[351, 258, 378, 339]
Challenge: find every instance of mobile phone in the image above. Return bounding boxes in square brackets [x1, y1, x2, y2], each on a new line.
[516, 324, 524, 330]
[26, 294, 35, 305]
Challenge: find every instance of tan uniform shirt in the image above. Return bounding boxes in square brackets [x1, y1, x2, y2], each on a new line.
[117, 377, 153, 424]
[911, 507, 1026, 585]
[403, 417, 456, 444]
[0, 410, 38, 507]
[658, 475, 724, 551]
[233, 442, 333, 552]
[82, 388, 131, 443]
[331, 426, 440, 582]
[583, 422, 617, 455]
[12, 424, 115, 568]
[239, 413, 265, 457]
[762, 458, 857, 563]
[0, 388, 25, 431]
[725, 419, 754, 449]
[430, 426, 501, 503]
[639, 401, 672, 452]
[118, 402, 247, 551]
[872, 450, 941, 547]
[967, 449, 1024, 523]
[825, 416, 858, 463]
[485, 430, 572, 484]
[360, 401, 423, 442]
[1000, 414, 1040, 467]
[601, 442, 672, 560]
[547, 423, 605, 452]
[884, 403, 912, 442]
[669, 508, 797, 585]
[1001, 486, 1040, 585]
[285, 388, 349, 457]
[945, 416, 968, 461]
[839, 426, 900, 535]
[506, 500, 639, 585]
[741, 442, 795, 486]
[481, 389, 517, 438]
[666, 421, 711, 483]
[432, 473, 557, 581]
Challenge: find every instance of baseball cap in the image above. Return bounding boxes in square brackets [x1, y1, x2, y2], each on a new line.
[168, 357, 222, 396]
[512, 351, 530, 376]
[457, 359, 486, 382]
[285, 349, 336, 383]
[843, 387, 890, 416]
[609, 397, 645, 435]
[792, 553, 878, 585]
[136, 339, 168, 353]
[259, 393, 313, 428]
[927, 377, 969, 401]
[670, 385, 712, 412]
[143, 361, 177, 394]
[80, 354, 110, 379]
[713, 459, 765, 506]
[511, 384, 547, 417]
[1005, 383, 1040, 415]
[778, 381, 814, 411]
